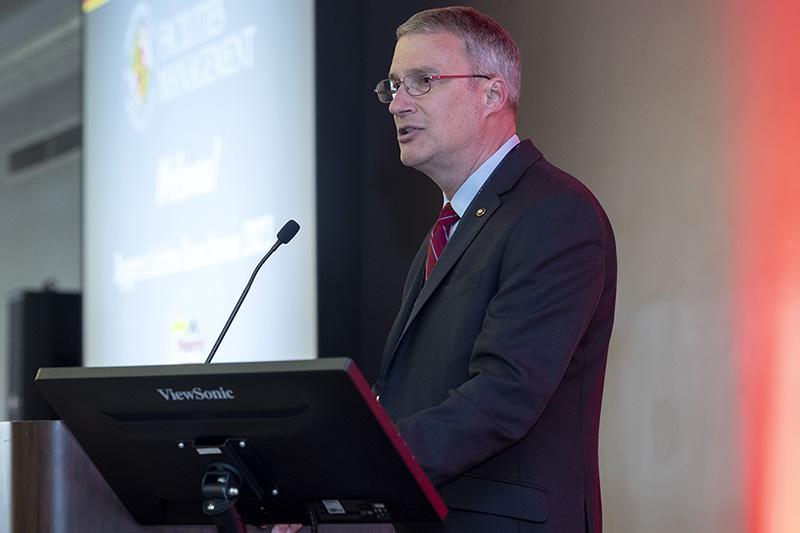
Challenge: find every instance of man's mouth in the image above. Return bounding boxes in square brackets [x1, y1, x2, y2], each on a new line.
[397, 126, 422, 141]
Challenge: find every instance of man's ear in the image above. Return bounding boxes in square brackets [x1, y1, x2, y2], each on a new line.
[484, 77, 509, 112]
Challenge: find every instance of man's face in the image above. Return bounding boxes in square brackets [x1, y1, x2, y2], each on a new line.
[388, 32, 485, 178]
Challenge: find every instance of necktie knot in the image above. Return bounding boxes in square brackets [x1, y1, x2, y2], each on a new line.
[425, 202, 460, 280]
[436, 202, 459, 231]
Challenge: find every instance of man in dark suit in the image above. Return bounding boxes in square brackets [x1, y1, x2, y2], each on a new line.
[372, 7, 617, 533]
[273, 6, 614, 533]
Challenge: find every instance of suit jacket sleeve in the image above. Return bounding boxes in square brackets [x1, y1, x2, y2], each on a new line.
[395, 193, 611, 487]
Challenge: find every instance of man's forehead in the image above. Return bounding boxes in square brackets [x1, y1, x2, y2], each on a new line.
[388, 32, 467, 78]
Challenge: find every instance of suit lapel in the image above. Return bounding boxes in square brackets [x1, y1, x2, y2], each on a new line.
[402, 192, 501, 337]
[378, 192, 501, 383]
[380, 141, 543, 380]
[381, 238, 426, 365]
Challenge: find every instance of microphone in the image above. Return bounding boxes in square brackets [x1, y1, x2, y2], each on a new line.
[204, 219, 300, 364]
[277, 219, 300, 243]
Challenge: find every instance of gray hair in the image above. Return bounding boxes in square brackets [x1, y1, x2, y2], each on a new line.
[396, 6, 522, 111]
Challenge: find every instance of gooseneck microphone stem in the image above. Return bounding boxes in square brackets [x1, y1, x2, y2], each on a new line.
[204, 241, 280, 364]
[205, 220, 300, 364]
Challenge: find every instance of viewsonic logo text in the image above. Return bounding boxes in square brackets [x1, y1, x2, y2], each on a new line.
[156, 386, 235, 401]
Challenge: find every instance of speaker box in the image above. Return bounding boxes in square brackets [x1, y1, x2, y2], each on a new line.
[7, 290, 82, 420]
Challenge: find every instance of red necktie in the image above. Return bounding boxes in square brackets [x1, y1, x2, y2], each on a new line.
[425, 202, 460, 280]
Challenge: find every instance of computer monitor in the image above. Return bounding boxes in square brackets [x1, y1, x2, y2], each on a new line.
[36, 358, 447, 527]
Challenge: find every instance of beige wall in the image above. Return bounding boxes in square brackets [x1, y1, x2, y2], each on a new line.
[472, 1, 740, 531]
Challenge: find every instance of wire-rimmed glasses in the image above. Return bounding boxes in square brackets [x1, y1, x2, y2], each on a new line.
[375, 72, 490, 103]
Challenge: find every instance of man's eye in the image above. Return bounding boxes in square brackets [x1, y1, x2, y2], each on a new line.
[416, 75, 432, 86]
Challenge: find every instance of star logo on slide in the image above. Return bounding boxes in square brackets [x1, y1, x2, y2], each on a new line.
[123, 2, 156, 131]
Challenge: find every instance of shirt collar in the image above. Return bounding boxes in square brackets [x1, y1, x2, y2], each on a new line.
[446, 134, 521, 217]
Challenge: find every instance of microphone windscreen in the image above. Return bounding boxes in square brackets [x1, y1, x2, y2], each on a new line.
[277, 220, 300, 244]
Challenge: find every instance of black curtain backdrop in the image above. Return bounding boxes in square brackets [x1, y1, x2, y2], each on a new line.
[316, 1, 450, 382]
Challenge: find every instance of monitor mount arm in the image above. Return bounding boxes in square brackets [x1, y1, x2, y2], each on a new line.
[189, 438, 320, 533]
[202, 463, 247, 533]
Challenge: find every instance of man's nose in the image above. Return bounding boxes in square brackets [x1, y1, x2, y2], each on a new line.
[388, 84, 414, 116]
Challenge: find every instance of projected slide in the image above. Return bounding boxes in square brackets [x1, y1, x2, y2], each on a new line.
[83, 0, 316, 366]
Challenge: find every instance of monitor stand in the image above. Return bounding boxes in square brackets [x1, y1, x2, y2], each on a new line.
[190, 437, 291, 533]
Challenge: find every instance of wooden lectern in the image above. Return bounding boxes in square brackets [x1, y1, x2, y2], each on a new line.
[0, 421, 394, 532]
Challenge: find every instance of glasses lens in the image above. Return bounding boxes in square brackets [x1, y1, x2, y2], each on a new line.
[375, 79, 394, 103]
[405, 74, 431, 96]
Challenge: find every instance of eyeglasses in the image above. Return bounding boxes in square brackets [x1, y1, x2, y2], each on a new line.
[374, 72, 490, 103]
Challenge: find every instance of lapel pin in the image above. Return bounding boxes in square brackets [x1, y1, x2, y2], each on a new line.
[476, 207, 486, 217]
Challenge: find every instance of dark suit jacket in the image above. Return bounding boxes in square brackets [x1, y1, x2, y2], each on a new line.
[376, 140, 616, 532]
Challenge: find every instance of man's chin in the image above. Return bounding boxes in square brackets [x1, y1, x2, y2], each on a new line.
[398, 148, 427, 169]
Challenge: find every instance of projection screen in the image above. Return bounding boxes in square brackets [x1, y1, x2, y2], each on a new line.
[83, 0, 316, 366]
